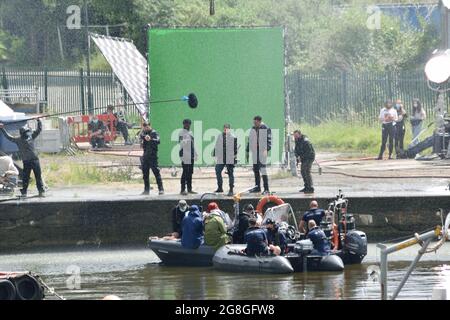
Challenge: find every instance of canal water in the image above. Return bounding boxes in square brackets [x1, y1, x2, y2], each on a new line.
[2, 244, 450, 300]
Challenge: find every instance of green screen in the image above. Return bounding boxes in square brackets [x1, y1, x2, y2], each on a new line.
[148, 27, 285, 166]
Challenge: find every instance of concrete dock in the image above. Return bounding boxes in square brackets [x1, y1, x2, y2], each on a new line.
[0, 156, 449, 252]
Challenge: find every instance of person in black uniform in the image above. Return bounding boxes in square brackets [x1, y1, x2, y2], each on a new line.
[232, 204, 256, 244]
[294, 130, 316, 194]
[264, 218, 287, 255]
[246, 116, 272, 195]
[88, 115, 107, 149]
[244, 218, 269, 256]
[0, 119, 45, 197]
[307, 220, 331, 256]
[213, 124, 238, 196]
[299, 201, 326, 233]
[140, 122, 164, 195]
[393, 99, 407, 158]
[106, 105, 132, 146]
[179, 119, 198, 195]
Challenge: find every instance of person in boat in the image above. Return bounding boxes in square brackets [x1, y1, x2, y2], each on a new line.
[243, 218, 270, 256]
[181, 205, 204, 249]
[232, 204, 256, 244]
[264, 219, 287, 256]
[203, 202, 233, 231]
[204, 204, 230, 250]
[299, 201, 326, 233]
[164, 200, 189, 240]
[307, 220, 331, 256]
[0, 120, 45, 198]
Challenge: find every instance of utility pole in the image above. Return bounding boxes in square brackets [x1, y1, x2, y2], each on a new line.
[84, 0, 93, 115]
[441, 0, 450, 49]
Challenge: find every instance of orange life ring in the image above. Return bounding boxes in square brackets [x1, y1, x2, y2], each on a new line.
[332, 224, 340, 250]
[256, 196, 285, 214]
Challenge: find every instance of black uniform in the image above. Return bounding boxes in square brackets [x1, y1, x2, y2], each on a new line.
[295, 135, 316, 192]
[172, 206, 187, 237]
[88, 120, 106, 148]
[213, 132, 238, 192]
[246, 124, 272, 192]
[232, 211, 253, 244]
[179, 129, 197, 193]
[1, 120, 44, 195]
[105, 112, 130, 143]
[394, 106, 406, 156]
[140, 129, 164, 193]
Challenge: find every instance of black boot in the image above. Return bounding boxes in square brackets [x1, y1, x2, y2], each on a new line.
[249, 186, 261, 193]
[215, 187, 224, 193]
[227, 189, 234, 197]
[262, 175, 270, 194]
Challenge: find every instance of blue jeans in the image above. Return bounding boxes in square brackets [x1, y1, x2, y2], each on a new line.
[411, 123, 423, 147]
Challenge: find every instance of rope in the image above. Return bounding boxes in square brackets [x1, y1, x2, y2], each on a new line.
[37, 277, 65, 300]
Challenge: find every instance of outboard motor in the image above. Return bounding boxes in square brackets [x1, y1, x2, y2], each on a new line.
[294, 239, 314, 256]
[341, 230, 367, 265]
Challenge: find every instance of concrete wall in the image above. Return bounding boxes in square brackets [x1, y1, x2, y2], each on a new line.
[1, 195, 449, 252]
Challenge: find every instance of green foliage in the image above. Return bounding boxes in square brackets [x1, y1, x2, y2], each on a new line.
[295, 119, 434, 156]
[0, 0, 440, 72]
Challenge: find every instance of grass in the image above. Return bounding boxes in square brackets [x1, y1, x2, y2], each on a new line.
[42, 161, 142, 187]
[294, 120, 435, 157]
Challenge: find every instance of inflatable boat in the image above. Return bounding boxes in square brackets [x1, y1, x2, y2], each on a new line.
[148, 239, 216, 267]
[212, 245, 294, 274]
[0, 272, 45, 300]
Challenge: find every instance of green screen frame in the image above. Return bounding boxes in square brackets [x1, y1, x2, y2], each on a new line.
[148, 27, 286, 167]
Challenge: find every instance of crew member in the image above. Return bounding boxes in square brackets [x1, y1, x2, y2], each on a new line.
[264, 218, 287, 256]
[377, 100, 398, 160]
[88, 115, 107, 149]
[410, 99, 426, 147]
[204, 204, 230, 250]
[140, 122, 164, 196]
[181, 205, 204, 249]
[246, 116, 272, 195]
[232, 204, 256, 244]
[0, 120, 45, 197]
[203, 202, 233, 231]
[244, 218, 269, 256]
[213, 124, 238, 196]
[394, 99, 407, 157]
[169, 200, 189, 239]
[294, 130, 316, 194]
[106, 105, 132, 146]
[0, 151, 19, 186]
[307, 220, 331, 256]
[299, 200, 326, 233]
[179, 119, 198, 195]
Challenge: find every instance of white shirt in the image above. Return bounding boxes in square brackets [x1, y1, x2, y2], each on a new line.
[0, 156, 19, 176]
[379, 108, 398, 124]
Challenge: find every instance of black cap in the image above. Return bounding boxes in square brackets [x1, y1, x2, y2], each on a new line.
[183, 119, 192, 125]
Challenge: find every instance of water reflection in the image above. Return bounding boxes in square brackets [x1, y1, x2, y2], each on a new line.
[0, 246, 450, 300]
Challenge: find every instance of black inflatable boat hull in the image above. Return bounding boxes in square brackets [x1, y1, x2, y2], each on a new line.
[285, 253, 344, 272]
[213, 245, 294, 274]
[149, 239, 216, 267]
